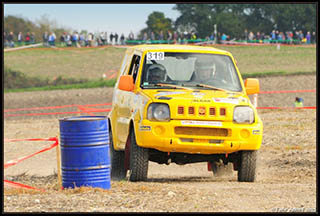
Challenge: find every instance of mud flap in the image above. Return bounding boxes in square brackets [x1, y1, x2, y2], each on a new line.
[124, 136, 131, 171]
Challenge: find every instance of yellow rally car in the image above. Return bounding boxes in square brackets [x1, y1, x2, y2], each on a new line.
[108, 44, 262, 182]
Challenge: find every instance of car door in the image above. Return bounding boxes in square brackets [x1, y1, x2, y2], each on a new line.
[115, 53, 141, 149]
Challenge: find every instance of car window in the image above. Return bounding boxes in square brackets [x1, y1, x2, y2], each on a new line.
[128, 54, 141, 83]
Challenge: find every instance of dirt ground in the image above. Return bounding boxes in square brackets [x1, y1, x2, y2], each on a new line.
[3, 74, 317, 212]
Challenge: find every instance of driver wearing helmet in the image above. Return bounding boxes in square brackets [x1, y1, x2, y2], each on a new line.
[192, 58, 216, 81]
[147, 64, 167, 83]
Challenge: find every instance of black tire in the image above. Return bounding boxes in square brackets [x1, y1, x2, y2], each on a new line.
[109, 128, 127, 181]
[237, 150, 257, 182]
[129, 129, 149, 182]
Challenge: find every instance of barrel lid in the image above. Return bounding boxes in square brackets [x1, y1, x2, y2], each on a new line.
[59, 116, 107, 121]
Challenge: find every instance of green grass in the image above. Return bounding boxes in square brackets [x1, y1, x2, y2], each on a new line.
[4, 46, 125, 80]
[4, 45, 316, 92]
[216, 45, 316, 74]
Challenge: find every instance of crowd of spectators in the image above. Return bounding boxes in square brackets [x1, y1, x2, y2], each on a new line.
[3, 28, 317, 48]
[242, 29, 317, 44]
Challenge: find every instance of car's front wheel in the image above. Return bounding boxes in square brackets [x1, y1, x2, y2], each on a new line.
[129, 129, 149, 182]
[237, 150, 257, 182]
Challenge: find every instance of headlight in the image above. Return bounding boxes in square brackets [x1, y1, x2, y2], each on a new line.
[147, 103, 170, 121]
[233, 106, 254, 124]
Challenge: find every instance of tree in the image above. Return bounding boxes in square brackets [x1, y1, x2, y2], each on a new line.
[139, 11, 173, 39]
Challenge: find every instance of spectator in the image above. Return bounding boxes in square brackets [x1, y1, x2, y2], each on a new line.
[306, 31, 311, 44]
[72, 31, 79, 47]
[17, 32, 23, 46]
[48, 32, 56, 46]
[275, 30, 279, 41]
[150, 31, 155, 41]
[256, 31, 261, 41]
[60, 32, 66, 47]
[100, 32, 105, 45]
[4, 32, 8, 47]
[128, 31, 134, 40]
[244, 29, 248, 41]
[114, 33, 119, 45]
[43, 31, 49, 47]
[104, 32, 108, 45]
[7, 32, 15, 47]
[167, 30, 172, 42]
[191, 32, 196, 40]
[88, 32, 94, 47]
[120, 33, 125, 45]
[159, 30, 164, 40]
[65, 33, 72, 47]
[209, 32, 214, 41]
[79, 33, 85, 47]
[270, 30, 276, 43]
[299, 30, 304, 43]
[221, 33, 227, 41]
[30, 32, 36, 44]
[173, 31, 178, 43]
[248, 31, 254, 41]
[25, 32, 31, 45]
[277, 32, 283, 42]
[109, 32, 114, 45]
[143, 32, 148, 41]
[312, 32, 316, 44]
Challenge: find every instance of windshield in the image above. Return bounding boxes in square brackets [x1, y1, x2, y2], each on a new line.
[140, 52, 242, 92]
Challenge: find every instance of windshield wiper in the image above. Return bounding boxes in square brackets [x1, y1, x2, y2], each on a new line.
[195, 84, 230, 92]
[144, 83, 193, 90]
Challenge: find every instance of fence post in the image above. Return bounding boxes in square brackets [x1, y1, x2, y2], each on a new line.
[55, 136, 62, 190]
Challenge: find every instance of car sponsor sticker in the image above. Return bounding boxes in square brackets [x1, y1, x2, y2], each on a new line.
[155, 91, 185, 97]
[146, 52, 165, 60]
[213, 97, 239, 104]
[139, 125, 151, 131]
[252, 130, 260, 135]
[181, 120, 222, 127]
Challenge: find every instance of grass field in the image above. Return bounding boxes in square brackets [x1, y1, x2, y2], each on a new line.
[4, 45, 316, 79]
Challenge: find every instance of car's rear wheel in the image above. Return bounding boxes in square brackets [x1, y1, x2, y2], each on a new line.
[109, 128, 127, 181]
[237, 150, 257, 182]
[129, 129, 149, 182]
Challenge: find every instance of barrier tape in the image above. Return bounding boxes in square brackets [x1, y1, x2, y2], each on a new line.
[257, 106, 316, 110]
[77, 105, 95, 116]
[4, 137, 58, 169]
[259, 89, 316, 94]
[4, 137, 59, 192]
[4, 180, 45, 192]
[4, 89, 315, 117]
[4, 108, 112, 117]
[4, 103, 112, 113]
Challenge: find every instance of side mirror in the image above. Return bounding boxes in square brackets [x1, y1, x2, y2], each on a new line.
[244, 78, 260, 95]
[118, 75, 134, 91]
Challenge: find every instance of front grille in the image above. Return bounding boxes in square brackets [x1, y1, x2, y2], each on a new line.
[175, 127, 229, 137]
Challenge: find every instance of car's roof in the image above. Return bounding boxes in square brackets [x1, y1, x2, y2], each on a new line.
[127, 44, 231, 55]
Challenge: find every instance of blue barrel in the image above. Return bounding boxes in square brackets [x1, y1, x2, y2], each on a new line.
[59, 116, 110, 189]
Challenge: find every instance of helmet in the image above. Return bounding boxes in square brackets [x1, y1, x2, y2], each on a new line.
[194, 58, 216, 79]
[147, 64, 167, 82]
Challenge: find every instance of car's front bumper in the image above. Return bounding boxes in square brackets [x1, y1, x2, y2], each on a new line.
[135, 119, 263, 154]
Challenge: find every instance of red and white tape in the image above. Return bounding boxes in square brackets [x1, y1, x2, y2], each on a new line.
[4, 137, 59, 191]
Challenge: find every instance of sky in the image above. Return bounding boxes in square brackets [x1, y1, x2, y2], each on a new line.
[4, 3, 181, 37]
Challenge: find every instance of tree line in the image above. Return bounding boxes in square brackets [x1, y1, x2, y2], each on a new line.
[140, 4, 316, 40]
